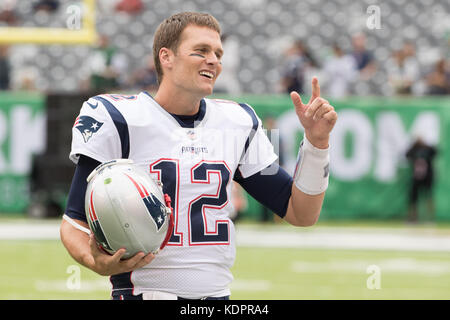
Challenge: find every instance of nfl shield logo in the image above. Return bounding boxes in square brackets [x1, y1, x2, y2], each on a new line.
[186, 130, 196, 140]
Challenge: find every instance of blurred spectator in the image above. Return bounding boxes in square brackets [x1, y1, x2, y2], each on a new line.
[405, 137, 438, 223]
[386, 45, 420, 95]
[115, 0, 143, 15]
[97, 0, 119, 14]
[129, 54, 158, 93]
[0, 0, 19, 25]
[402, 42, 421, 95]
[351, 33, 376, 80]
[33, 0, 59, 13]
[425, 59, 449, 95]
[13, 65, 39, 91]
[322, 43, 358, 98]
[0, 45, 10, 90]
[213, 34, 241, 96]
[279, 40, 319, 95]
[81, 34, 128, 93]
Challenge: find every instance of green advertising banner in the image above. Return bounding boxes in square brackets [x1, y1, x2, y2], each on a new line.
[0, 92, 46, 213]
[1, 91, 449, 223]
[231, 95, 450, 222]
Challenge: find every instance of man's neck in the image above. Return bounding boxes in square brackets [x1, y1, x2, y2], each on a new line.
[154, 82, 203, 116]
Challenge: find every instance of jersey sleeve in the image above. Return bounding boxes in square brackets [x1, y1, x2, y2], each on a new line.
[64, 155, 101, 222]
[234, 162, 293, 218]
[69, 97, 122, 164]
[237, 103, 278, 178]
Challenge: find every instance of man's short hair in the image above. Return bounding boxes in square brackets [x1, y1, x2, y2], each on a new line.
[152, 12, 221, 84]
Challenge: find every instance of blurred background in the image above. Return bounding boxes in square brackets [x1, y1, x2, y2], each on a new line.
[0, 0, 449, 299]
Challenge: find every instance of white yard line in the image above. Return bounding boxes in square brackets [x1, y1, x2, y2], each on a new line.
[235, 225, 450, 252]
[0, 223, 60, 240]
[291, 258, 450, 275]
[1, 222, 450, 252]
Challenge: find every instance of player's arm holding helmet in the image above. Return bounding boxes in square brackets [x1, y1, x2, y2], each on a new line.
[60, 99, 154, 276]
[60, 214, 154, 276]
[60, 156, 156, 276]
[283, 77, 337, 226]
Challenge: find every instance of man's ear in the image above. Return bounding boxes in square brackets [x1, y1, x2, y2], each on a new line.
[159, 47, 173, 70]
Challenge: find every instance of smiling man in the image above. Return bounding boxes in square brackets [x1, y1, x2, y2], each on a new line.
[153, 20, 224, 111]
[60, 12, 337, 300]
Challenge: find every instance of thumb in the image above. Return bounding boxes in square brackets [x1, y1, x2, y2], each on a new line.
[290, 91, 306, 113]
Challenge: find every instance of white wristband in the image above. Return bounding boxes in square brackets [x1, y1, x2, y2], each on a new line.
[293, 136, 330, 195]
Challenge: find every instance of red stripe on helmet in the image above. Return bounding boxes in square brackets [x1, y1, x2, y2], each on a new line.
[124, 173, 146, 198]
[90, 190, 98, 221]
[138, 182, 150, 197]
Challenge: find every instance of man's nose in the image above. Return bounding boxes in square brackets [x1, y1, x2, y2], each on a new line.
[205, 52, 220, 65]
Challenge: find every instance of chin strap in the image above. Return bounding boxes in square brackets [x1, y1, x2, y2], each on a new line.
[159, 194, 174, 251]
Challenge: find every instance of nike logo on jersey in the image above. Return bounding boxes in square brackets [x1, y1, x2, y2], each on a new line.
[86, 101, 98, 109]
[74, 116, 104, 143]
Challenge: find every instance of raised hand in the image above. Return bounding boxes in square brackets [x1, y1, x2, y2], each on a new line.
[290, 77, 337, 149]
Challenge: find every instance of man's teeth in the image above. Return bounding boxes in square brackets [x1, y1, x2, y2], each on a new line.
[199, 71, 213, 78]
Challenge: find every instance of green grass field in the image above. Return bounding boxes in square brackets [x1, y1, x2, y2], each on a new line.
[1, 222, 450, 300]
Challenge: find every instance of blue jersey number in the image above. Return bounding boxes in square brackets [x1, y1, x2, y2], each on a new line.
[150, 160, 231, 246]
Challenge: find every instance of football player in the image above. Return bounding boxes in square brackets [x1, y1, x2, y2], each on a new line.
[60, 12, 337, 300]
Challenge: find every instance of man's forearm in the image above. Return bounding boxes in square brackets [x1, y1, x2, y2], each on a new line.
[60, 219, 95, 271]
[284, 185, 324, 227]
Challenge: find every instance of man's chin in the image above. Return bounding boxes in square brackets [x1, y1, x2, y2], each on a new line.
[200, 85, 214, 96]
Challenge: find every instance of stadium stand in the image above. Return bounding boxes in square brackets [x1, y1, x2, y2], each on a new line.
[0, 0, 448, 96]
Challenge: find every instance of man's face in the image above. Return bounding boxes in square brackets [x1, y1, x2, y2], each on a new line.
[166, 25, 223, 97]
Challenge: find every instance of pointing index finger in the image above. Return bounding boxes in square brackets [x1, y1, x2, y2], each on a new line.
[309, 77, 320, 104]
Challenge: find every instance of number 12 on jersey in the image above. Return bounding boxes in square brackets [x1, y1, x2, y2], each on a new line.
[150, 159, 231, 246]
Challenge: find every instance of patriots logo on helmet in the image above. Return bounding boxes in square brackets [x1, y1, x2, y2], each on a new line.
[85, 159, 174, 258]
[125, 174, 167, 231]
[74, 116, 104, 143]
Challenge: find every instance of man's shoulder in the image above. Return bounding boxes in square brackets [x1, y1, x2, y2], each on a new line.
[85, 92, 153, 117]
[77, 92, 157, 129]
[205, 98, 260, 126]
[205, 98, 243, 109]
[205, 98, 257, 115]
[90, 93, 142, 108]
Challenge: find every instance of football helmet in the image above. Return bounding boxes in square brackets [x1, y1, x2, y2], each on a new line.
[85, 159, 174, 259]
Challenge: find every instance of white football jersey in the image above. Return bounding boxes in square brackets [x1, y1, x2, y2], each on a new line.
[70, 92, 277, 298]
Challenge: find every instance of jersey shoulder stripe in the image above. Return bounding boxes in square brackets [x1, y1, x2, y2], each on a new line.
[206, 99, 261, 163]
[238, 103, 259, 160]
[207, 98, 259, 128]
[93, 96, 130, 159]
